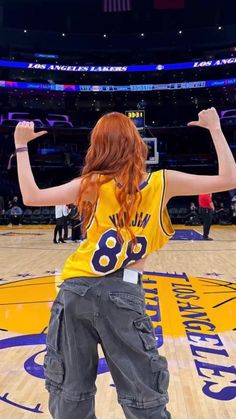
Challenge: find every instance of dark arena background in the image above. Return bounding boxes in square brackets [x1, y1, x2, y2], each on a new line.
[0, 1, 236, 418]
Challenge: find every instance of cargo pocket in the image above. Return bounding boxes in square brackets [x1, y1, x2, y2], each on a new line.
[133, 315, 157, 351]
[151, 355, 170, 394]
[109, 292, 145, 314]
[62, 282, 91, 297]
[47, 302, 64, 352]
[44, 353, 64, 389]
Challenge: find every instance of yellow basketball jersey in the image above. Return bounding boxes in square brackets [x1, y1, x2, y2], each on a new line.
[61, 169, 174, 280]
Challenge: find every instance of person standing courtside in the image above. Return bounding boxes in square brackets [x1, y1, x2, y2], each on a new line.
[53, 205, 66, 244]
[198, 193, 214, 240]
[62, 204, 70, 240]
[68, 203, 82, 242]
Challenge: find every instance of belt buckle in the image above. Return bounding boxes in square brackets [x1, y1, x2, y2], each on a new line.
[123, 269, 141, 285]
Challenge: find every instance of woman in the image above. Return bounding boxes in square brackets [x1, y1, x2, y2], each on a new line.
[14, 109, 236, 419]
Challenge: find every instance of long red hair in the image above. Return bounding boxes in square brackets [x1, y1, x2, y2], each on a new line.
[75, 112, 148, 243]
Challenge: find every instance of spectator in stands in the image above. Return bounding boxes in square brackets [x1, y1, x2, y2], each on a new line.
[215, 202, 230, 224]
[0, 196, 5, 215]
[12, 195, 19, 205]
[9, 205, 23, 225]
[198, 193, 214, 240]
[185, 202, 201, 226]
[7, 195, 23, 212]
[53, 205, 67, 243]
[231, 194, 236, 224]
[190, 202, 196, 211]
[7, 199, 13, 210]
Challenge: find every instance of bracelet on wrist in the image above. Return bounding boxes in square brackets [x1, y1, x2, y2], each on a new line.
[15, 146, 28, 153]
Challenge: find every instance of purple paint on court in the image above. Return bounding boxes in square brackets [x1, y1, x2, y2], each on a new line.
[171, 229, 203, 241]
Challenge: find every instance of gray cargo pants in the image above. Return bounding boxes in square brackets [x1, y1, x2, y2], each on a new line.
[44, 269, 171, 419]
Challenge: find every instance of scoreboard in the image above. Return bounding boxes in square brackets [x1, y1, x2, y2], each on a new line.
[125, 110, 145, 129]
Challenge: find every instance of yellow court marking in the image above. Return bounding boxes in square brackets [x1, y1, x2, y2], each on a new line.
[0, 276, 57, 334]
[143, 273, 236, 337]
[0, 273, 235, 336]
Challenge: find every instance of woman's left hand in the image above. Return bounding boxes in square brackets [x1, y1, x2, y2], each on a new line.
[14, 121, 47, 147]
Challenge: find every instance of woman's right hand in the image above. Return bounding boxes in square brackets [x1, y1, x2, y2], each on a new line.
[14, 121, 47, 147]
[187, 107, 221, 131]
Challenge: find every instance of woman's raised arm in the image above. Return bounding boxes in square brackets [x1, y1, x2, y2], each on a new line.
[165, 108, 236, 204]
[14, 121, 81, 206]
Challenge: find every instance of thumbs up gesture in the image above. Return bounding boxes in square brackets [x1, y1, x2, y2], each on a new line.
[14, 121, 47, 146]
[188, 108, 221, 131]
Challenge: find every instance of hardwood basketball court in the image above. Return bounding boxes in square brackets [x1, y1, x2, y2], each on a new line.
[0, 224, 235, 418]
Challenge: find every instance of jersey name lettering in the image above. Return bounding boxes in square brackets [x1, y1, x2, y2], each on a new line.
[109, 211, 151, 229]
